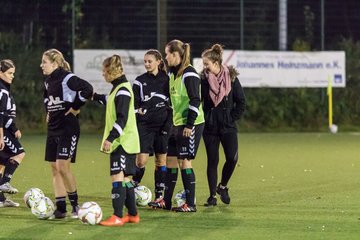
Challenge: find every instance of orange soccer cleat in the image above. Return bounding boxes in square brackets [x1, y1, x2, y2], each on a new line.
[99, 215, 127, 226]
[124, 213, 140, 223]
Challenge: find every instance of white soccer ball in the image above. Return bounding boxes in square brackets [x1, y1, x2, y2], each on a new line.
[330, 124, 338, 134]
[78, 201, 103, 225]
[173, 189, 196, 207]
[134, 185, 152, 206]
[24, 188, 45, 208]
[31, 197, 55, 219]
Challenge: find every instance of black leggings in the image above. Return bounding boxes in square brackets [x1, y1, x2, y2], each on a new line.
[203, 131, 238, 197]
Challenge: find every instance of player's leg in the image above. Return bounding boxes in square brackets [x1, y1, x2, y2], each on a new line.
[100, 146, 135, 226]
[133, 128, 155, 186]
[133, 153, 149, 185]
[56, 159, 79, 217]
[173, 123, 204, 212]
[123, 153, 139, 223]
[154, 153, 167, 200]
[153, 131, 169, 200]
[50, 161, 68, 218]
[203, 133, 220, 206]
[149, 127, 178, 210]
[217, 131, 238, 204]
[0, 132, 25, 194]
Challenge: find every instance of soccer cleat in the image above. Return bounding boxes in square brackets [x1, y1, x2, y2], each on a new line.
[204, 196, 217, 207]
[0, 182, 18, 194]
[148, 198, 166, 209]
[124, 213, 140, 223]
[172, 203, 197, 212]
[0, 199, 20, 207]
[71, 205, 80, 219]
[216, 184, 230, 204]
[100, 215, 127, 226]
[49, 209, 67, 219]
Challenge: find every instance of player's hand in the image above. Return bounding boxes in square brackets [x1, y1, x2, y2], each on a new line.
[0, 139, 4, 151]
[183, 127, 192, 138]
[15, 130, 22, 139]
[102, 140, 111, 152]
[137, 108, 147, 115]
[65, 108, 80, 116]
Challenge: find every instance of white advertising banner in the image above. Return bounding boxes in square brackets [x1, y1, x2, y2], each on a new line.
[74, 49, 146, 94]
[193, 50, 346, 88]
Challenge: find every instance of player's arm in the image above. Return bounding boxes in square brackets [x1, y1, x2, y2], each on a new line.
[105, 87, 130, 143]
[183, 70, 201, 129]
[93, 92, 108, 105]
[0, 93, 6, 150]
[230, 78, 246, 121]
[67, 76, 94, 110]
[132, 79, 142, 112]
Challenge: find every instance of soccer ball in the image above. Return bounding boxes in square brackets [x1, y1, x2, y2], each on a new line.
[24, 188, 45, 208]
[134, 185, 152, 206]
[31, 197, 55, 219]
[330, 124, 338, 134]
[173, 189, 196, 207]
[78, 201, 102, 225]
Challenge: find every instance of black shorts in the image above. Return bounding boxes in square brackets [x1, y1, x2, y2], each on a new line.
[167, 123, 204, 160]
[45, 134, 80, 163]
[110, 145, 136, 176]
[138, 125, 169, 154]
[0, 130, 25, 164]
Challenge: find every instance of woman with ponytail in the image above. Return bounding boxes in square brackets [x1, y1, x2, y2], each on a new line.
[201, 44, 246, 206]
[41, 49, 93, 218]
[132, 49, 172, 202]
[93, 55, 140, 226]
[148, 40, 204, 212]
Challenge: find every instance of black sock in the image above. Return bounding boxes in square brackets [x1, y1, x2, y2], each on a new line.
[1, 159, 19, 184]
[181, 168, 196, 207]
[0, 173, 5, 201]
[133, 167, 145, 185]
[154, 166, 166, 199]
[163, 168, 178, 209]
[124, 182, 137, 216]
[55, 196, 67, 213]
[67, 190, 79, 210]
[112, 181, 126, 218]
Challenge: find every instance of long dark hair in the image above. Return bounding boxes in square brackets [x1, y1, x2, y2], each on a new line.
[145, 49, 167, 73]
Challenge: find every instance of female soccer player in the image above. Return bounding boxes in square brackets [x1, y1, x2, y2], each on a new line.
[148, 39, 204, 212]
[132, 49, 172, 201]
[0, 59, 25, 207]
[41, 49, 93, 218]
[93, 54, 140, 226]
[201, 44, 246, 206]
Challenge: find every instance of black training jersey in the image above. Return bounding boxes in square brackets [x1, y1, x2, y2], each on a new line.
[133, 71, 172, 131]
[43, 68, 93, 135]
[0, 80, 18, 134]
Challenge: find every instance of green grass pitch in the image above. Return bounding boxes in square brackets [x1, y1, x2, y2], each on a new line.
[1, 133, 360, 240]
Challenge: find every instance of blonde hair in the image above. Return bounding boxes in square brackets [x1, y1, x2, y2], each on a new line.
[166, 39, 191, 77]
[102, 55, 124, 80]
[42, 49, 71, 71]
[0, 59, 15, 72]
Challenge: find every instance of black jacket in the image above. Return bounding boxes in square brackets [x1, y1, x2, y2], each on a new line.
[133, 71, 172, 132]
[43, 68, 93, 135]
[201, 69, 246, 134]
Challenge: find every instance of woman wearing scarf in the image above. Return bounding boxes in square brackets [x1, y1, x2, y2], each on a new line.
[201, 44, 246, 207]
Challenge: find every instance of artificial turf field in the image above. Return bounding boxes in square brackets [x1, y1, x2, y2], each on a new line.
[0, 132, 360, 240]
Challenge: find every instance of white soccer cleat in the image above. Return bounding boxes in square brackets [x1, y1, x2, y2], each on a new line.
[0, 182, 19, 194]
[0, 199, 20, 207]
